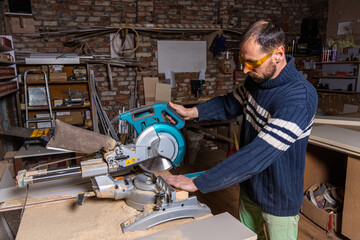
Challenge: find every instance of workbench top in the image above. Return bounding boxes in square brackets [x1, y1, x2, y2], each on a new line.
[16, 197, 204, 240]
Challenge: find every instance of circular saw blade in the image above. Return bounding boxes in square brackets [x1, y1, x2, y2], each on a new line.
[139, 157, 173, 173]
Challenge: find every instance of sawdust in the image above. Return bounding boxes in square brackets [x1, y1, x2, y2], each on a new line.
[15, 197, 199, 240]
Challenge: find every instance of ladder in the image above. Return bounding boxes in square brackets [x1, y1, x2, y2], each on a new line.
[23, 69, 54, 128]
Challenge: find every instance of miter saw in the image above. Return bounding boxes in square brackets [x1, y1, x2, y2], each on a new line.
[15, 103, 210, 232]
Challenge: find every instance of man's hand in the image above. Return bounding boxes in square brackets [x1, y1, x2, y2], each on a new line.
[168, 102, 199, 120]
[164, 175, 198, 192]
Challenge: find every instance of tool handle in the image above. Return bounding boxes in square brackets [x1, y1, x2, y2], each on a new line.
[120, 103, 185, 134]
[164, 103, 185, 125]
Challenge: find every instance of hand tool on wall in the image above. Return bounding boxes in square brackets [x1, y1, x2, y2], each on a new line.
[16, 103, 211, 232]
[106, 61, 114, 90]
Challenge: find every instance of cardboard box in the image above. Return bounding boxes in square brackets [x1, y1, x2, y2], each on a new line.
[301, 196, 341, 232]
[56, 111, 83, 125]
[143, 77, 158, 105]
[49, 72, 67, 82]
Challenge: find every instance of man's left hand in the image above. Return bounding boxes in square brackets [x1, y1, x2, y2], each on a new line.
[164, 175, 198, 192]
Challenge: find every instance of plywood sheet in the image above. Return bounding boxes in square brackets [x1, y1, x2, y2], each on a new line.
[314, 116, 360, 129]
[155, 82, 171, 103]
[309, 125, 360, 156]
[136, 212, 257, 240]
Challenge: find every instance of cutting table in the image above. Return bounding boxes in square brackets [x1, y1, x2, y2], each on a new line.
[15, 197, 256, 240]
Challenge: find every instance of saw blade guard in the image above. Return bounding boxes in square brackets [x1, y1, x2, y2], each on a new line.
[136, 122, 185, 172]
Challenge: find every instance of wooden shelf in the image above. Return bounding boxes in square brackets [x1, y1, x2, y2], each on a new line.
[22, 105, 91, 111]
[0, 60, 15, 64]
[0, 75, 16, 80]
[313, 75, 358, 79]
[0, 88, 17, 98]
[317, 89, 358, 94]
[316, 61, 360, 64]
[0, 45, 13, 51]
[19, 81, 88, 85]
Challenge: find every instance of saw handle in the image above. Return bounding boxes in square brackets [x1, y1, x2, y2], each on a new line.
[165, 103, 185, 123]
[120, 103, 185, 134]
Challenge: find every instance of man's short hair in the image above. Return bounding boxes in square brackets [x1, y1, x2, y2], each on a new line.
[240, 20, 285, 53]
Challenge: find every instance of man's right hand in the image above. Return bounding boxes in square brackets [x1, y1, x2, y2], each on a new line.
[168, 101, 199, 121]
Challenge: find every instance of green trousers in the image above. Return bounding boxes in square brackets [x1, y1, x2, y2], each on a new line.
[238, 192, 300, 240]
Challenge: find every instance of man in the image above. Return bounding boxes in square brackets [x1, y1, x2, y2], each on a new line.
[165, 20, 318, 240]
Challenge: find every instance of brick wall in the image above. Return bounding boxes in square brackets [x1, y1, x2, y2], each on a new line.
[9, 0, 320, 119]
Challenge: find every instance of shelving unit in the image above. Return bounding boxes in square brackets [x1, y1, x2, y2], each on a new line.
[315, 61, 360, 92]
[0, 35, 18, 98]
[17, 63, 94, 130]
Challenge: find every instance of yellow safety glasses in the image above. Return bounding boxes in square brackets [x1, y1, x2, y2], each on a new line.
[239, 45, 283, 70]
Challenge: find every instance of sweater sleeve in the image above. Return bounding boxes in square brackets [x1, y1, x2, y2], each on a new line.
[194, 104, 315, 193]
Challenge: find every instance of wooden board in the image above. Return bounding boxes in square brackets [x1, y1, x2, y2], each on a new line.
[314, 116, 360, 131]
[16, 197, 209, 240]
[135, 212, 257, 240]
[309, 125, 360, 157]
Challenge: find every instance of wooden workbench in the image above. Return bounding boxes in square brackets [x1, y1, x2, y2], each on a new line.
[16, 197, 206, 240]
[15, 197, 257, 240]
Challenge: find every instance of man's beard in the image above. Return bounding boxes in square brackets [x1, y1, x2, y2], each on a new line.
[249, 64, 277, 84]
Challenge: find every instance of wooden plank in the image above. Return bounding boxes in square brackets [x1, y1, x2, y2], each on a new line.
[309, 125, 360, 156]
[136, 212, 257, 240]
[314, 116, 360, 127]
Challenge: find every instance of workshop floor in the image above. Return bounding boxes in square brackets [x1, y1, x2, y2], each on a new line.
[171, 149, 349, 240]
[0, 149, 349, 240]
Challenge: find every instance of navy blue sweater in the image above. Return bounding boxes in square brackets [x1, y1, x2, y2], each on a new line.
[193, 55, 318, 216]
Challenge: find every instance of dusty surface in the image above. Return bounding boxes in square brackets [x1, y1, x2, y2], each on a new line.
[15, 197, 202, 240]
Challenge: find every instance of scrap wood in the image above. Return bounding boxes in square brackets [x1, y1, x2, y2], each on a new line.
[309, 125, 360, 157]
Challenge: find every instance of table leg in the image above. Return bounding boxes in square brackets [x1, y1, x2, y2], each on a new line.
[14, 157, 23, 174]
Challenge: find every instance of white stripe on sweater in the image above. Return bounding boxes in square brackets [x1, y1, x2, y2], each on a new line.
[259, 118, 314, 151]
[258, 131, 291, 151]
[245, 94, 271, 132]
[268, 118, 303, 136]
[298, 118, 314, 139]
